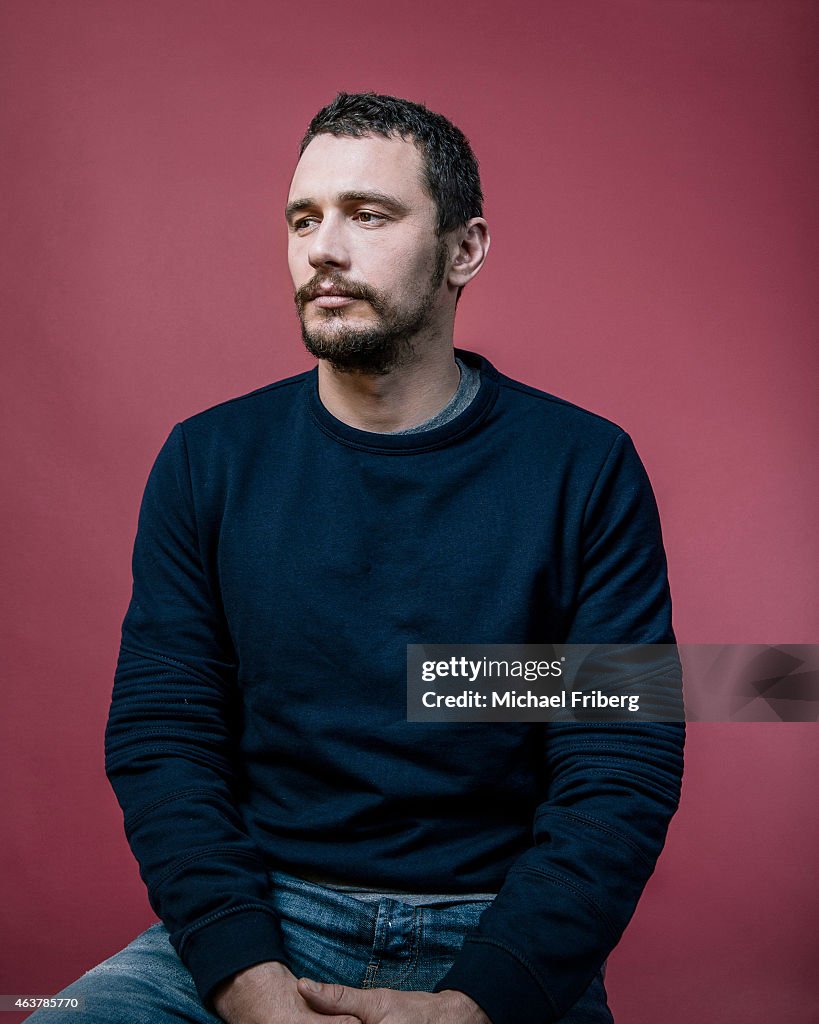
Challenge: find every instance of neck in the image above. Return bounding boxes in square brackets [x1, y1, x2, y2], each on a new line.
[316, 341, 461, 433]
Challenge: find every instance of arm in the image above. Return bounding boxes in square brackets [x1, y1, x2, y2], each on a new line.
[432, 432, 685, 1024]
[105, 424, 287, 1009]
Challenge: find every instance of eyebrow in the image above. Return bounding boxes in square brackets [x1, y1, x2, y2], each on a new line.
[285, 190, 411, 224]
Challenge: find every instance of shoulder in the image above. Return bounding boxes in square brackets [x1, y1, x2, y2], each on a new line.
[174, 367, 313, 447]
[467, 349, 623, 435]
[468, 350, 629, 459]
[500, 374, 623, 435]
[182, 367, 311, 426]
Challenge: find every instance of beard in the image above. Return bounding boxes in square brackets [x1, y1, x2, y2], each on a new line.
[294, 241, 448, 375]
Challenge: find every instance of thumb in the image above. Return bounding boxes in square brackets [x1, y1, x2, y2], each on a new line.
[297, 977, 380, 1017]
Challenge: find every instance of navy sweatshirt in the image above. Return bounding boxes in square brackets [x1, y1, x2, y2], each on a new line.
[105, 349, 684, 1024]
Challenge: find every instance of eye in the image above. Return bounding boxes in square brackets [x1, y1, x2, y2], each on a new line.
[355, 210, 387, 227]
[293, 216, 319, 233]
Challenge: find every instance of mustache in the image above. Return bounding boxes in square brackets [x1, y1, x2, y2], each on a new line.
[295, 274, 379, 309]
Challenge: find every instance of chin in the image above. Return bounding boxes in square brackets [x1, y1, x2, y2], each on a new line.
[301, 329, 411, 375]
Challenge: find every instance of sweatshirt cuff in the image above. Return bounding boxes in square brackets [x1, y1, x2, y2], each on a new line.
[179, 908, 287, 1008]
[433, 937, 557, 1024]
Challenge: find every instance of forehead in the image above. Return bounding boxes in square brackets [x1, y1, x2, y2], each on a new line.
[288, 133, 429, 206]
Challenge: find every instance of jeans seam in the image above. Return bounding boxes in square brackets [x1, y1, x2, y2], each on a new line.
[376, 907, 422, 989]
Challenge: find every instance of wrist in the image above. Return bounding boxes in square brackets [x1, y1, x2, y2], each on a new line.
[212, 960, 292, 1009]
[439, 988, 492, 1023]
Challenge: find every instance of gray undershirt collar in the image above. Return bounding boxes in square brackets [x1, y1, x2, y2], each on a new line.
[387, 357, 481, 435]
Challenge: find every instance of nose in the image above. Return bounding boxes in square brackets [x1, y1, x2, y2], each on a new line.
[307, 214, 350, 271]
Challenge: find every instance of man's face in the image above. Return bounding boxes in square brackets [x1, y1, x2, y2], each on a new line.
[286, 133, 449, 374]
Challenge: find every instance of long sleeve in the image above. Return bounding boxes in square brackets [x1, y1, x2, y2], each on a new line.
[104, 423, 286, 1005]
[434, 432, 685, 1023]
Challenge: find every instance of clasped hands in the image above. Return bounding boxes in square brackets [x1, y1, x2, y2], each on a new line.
[212, 960, 491, 1024]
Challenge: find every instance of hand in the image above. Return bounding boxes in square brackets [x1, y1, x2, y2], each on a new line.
[297, 979, 492, 1023]
[211, 961, 362, 1024]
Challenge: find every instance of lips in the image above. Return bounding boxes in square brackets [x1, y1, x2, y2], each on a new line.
[299, 278, 371, 310]
[312, 294, 358, 308]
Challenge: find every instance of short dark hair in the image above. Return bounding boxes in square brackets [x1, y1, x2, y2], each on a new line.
[299, 92, 483, 237]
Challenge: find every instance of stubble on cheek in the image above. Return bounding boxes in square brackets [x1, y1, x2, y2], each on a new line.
[293, 238, 449, 373]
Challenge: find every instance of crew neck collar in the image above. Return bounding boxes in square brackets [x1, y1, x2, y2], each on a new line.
[306, 348, 500, 454]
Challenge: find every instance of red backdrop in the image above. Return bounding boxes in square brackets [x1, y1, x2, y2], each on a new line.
[2, 2, 817, 1021]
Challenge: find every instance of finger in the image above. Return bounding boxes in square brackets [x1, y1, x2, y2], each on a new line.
[310, 1015, 362, 1024]
[297, 978, 381, 1018]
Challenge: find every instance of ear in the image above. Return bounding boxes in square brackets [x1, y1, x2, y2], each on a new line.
[447, 218, 490, 291]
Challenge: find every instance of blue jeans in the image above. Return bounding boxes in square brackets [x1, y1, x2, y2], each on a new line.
[25, 870, 613, 1023]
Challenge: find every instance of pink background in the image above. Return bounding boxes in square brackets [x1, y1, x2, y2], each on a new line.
[2, 1, 817, 1021]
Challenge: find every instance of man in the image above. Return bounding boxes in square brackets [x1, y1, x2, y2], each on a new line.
[29, 92, 683, 1024]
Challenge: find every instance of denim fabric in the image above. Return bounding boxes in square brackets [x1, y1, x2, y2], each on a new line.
[25, 870, 613, 1023]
